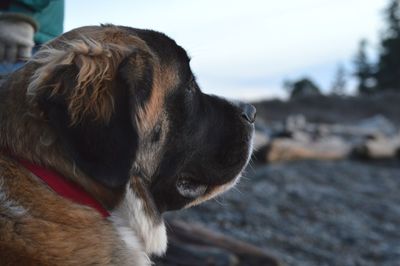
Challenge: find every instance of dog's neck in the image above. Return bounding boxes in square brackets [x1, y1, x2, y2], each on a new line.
[0, 67, 120, 209]
[111, 177, 167, 256]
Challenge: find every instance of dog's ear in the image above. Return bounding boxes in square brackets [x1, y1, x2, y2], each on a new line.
[28, 38, 154, 189]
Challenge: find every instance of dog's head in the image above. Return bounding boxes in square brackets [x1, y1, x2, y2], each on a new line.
[27, 25, 255, 213]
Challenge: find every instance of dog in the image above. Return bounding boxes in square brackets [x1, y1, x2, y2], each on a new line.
[0, 25, 255, 265]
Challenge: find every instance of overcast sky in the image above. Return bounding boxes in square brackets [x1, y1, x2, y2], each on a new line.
[65, 0, 387, 100]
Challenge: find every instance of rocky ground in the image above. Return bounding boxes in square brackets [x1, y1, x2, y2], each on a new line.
[167, 159, 400, 266]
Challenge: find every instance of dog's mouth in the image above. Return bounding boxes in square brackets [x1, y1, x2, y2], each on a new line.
[176, 177, 208, 198]
[175, 132, 254, 201]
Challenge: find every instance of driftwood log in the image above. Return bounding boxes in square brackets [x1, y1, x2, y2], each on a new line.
[353, 135, 400, 159]
[258, 134, 400, 163]
[260, 136, 351, 163]
[154, 219, 281, 266]
[254, 114, 400, 163]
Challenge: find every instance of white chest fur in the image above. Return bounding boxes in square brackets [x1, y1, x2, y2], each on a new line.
[110, 183, 167, 265]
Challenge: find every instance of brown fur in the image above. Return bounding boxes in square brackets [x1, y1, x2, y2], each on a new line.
[29, 37, 137, 125]
[0, 156, 134, 266]
[138, 64, 179, 133]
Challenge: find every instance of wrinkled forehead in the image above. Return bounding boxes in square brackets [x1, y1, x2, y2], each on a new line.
[129, 28, 192, 84]
[123, 28, 193, 132]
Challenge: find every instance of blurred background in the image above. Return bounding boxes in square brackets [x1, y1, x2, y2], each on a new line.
[68, 1, 400, 266]
[2, 0, 399, 265]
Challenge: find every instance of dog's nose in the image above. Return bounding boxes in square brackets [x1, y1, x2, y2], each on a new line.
[240, 103, 256, 123]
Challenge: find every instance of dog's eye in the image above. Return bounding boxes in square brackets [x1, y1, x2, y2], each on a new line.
[151, 124, 162, 142]
[186, 85, 195, 94]
[186, 77, 196, 94]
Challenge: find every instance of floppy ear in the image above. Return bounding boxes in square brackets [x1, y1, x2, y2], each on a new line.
[29, 38, 154, 188]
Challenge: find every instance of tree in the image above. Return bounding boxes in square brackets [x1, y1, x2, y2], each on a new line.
[284, 77, 321, 99]
[330, 64, 347, 95]
[354, 39, 375, 94]
[386, 0, 400, 37]
[376, 0, 400, 91]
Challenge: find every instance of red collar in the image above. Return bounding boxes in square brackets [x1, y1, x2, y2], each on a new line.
[16, 158, 110, 218]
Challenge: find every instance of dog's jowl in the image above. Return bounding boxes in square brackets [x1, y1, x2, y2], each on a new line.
[0, 25, 255, 265]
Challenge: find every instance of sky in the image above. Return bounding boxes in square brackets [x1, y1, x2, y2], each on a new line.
[65, 0, 387, 100]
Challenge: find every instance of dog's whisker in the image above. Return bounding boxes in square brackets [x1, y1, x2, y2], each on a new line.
[240, 175, 250, 181]
[163, 219, 173, 232]
[232, 186, 243, 195]
[213, 197, 227, 207]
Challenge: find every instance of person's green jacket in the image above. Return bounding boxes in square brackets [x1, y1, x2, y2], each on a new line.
[0, 0, 64, 44]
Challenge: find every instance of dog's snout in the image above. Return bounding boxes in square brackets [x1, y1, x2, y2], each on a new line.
[240, 103, 256, 123]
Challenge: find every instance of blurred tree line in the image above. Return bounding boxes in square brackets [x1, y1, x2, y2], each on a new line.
[355, 0, 400, 94]
[285, 0, 400, 99]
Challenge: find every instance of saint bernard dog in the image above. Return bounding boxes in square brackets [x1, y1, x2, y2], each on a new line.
[0, 25, 255, 265]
